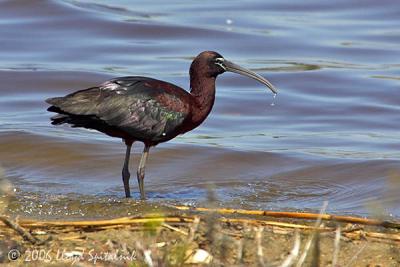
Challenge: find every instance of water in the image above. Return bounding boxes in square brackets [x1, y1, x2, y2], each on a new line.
[1, 0, 399, 217]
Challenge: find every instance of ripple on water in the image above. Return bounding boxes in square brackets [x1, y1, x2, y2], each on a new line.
[0, 0, 400, 217]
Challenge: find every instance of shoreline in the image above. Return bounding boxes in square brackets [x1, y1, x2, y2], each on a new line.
[1, 191, 400, 266]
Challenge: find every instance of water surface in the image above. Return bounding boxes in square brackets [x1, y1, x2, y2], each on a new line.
[1, 0, 399, 217]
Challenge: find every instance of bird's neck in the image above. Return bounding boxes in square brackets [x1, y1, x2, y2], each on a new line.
[189, 74, 216, 126]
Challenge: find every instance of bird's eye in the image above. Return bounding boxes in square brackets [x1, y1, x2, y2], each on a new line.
[215, 58, 224, 64]
[214, 58, 226, 71]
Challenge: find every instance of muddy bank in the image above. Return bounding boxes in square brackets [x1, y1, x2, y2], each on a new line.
[1, 190, 399, 266]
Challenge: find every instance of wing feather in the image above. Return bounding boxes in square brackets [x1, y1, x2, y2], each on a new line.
[46, 77, 191, 142]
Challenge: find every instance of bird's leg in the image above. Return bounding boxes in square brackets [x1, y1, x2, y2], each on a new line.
[137, 145, 150, 200]
[122, 139, 134, 198]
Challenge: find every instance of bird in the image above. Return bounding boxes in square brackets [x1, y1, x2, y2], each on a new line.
[46, 51, 277, 200]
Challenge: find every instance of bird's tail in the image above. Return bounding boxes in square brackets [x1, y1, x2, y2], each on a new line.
[45, 97, 65, 106]
[49, 113, 71, 125]
[46, 99, 71, 125]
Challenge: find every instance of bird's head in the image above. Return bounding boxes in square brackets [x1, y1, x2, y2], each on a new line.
[191, 51, 277, 94]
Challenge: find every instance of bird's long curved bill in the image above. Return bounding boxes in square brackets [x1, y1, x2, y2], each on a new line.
[224, 60, 278, 94]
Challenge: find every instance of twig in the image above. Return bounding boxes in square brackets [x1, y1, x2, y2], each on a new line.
[279, 230, 300, 267]
[222, 218, 333, 231]
[6, 216, 195, 228]
[0, 215, 42, 244]
[161, 223, 188, 236]
[173, 205, 400, 229]
[344, 231, 400, 242]
[365, 231, 400, 241]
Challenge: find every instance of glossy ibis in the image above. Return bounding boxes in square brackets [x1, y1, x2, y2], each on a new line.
[46, 51, 277, 199]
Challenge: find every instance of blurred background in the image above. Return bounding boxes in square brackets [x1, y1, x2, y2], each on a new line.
[0, 0, 399, 217]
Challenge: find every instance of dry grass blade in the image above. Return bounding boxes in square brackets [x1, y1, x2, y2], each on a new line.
[332, 226, 341, 267]
[57, 234, 86, 241]
[279, 230, 301, 267]
[296, 201, 328, 267]
[310, 226, 321, 267]
[255, 226, 265, 267]
[173, 205, 400, 229]
[344, 243, 367, 267]
[143, 249, 154, 267]
[136, 241, 154, 267]
[188, 216, 200, 243]
[235, 238, 243, 264]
